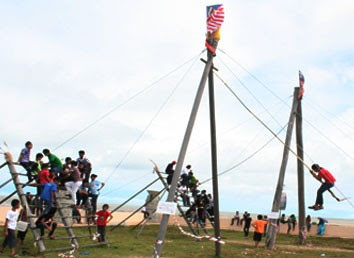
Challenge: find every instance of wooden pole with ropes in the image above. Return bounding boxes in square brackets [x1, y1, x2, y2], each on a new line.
[152, 43, 217, 258]
[4, 152, 46, 252]
[208, 61, 222, 256]
[266, 87, 299, 249]
[296, 92, 306, 244]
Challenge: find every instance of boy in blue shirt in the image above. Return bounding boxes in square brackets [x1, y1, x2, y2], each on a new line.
[40, 177, 60, 215]
[89, 174, 105, 215]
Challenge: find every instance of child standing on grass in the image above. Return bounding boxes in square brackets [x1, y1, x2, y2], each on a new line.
[96, 204, 113, 242]
[0, 199, 20, 257]
[251, 214, 267, 248]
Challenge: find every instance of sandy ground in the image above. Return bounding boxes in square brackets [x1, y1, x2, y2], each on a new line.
[0, 205, 353, 239]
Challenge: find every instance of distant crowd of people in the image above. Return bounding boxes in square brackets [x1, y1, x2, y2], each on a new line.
[229, 210, 327, 247]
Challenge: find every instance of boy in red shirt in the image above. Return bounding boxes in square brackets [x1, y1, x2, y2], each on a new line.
[251, 214, 267, 247]
[96, 204, 113, 242]
[309, 164, 336, 210]
[39, 164, 51, 185]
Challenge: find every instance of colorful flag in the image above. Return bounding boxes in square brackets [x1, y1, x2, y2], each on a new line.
[206, 4, 224, 33]
[298, 70, 305, 99]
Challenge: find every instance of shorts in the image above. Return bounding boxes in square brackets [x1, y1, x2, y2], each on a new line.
[2, 229, 16, 248]
[253, 232, 262, 242]
[17, 229, 28, 241]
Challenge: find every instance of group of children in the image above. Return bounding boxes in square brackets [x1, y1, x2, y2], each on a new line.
[1, 198, 113, 256]
[0, 141, 114, 256]
[165, 162, 215, 227]
[17, 141, 108, 216]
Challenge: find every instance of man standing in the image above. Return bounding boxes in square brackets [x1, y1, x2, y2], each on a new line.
[89, 174, 105, 215]
[243, 213, 252, 237]
[308, 164, 336, 210]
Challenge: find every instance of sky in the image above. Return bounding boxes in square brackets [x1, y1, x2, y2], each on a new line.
[1, 0, 354, 220]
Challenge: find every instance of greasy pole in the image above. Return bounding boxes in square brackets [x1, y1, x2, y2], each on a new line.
[266, 87, 300, 249]
[296, 91, 306, 244]
[208, 62, 221, 256]
[153, 43, 217, 257]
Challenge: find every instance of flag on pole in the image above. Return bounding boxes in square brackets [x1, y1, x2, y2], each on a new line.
[298, 70, 305, 99]
[206, 4, 225, 34]
[205, 4, 224, 54]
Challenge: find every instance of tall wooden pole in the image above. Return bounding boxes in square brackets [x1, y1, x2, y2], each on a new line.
[296, 92, 306, 244]
[208, 64, 221, 256]
[266, 87, 300, 249]
[153, 46, 216, 257]
[4, 153, 46, 252]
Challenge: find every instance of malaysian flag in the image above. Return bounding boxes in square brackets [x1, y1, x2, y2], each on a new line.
[298, 70, 305, 99]
[206, 4, 224, 33]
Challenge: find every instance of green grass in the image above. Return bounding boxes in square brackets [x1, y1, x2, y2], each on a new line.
[1, 225, 354, 257]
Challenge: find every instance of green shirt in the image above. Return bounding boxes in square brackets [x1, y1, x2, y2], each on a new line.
[49, 153, 63, 169]
[33, 161, 42, 175]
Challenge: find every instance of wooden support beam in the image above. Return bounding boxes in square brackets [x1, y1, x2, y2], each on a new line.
[296, 93, 306, 244]
[266, 88, 300, 249]
[4, 152, 46, 252]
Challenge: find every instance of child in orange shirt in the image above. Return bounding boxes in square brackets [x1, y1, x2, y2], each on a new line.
[251, 214, 268, 247]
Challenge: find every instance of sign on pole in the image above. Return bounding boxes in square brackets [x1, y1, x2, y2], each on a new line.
[156, 201, 177, 215]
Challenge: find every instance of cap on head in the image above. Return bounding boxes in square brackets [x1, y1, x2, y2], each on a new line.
[172, 161, 177, 164]
[91, 174, 98, 178]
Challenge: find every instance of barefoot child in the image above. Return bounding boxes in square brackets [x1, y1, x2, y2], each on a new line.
[96, 204, 113, 242]
[0, 199, 20, 257]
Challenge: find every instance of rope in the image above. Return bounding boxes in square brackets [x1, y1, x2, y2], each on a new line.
[187, 96, 291, 155]
[304, 97, 354, 133]
[304, 98, 354, 142]
[200, 122, 288, 185]
[217, 56, 283, 128]
[53, 50, 205, 151]
[101, 171, 152, 197]
[214, 71, 353, 208]
[102, 50, 203, 184]
[219, 48, 354, 164]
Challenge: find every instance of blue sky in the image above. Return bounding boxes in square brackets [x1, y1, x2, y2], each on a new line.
[1, 1, 354, 220]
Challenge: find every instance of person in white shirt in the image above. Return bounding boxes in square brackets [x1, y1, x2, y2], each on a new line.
[180, 165, 192, 186]
[0, 199, 20, 257]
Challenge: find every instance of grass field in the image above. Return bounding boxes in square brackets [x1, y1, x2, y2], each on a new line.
[1, 225, 354, 257]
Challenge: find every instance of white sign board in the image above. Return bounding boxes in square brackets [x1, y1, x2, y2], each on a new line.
[268, 212, 280, 219]
[156, 201, 177, 215]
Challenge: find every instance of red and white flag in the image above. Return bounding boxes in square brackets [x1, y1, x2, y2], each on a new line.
[206, 4, 225, 33]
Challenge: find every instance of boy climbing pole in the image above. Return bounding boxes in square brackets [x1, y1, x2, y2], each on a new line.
[308, 164, 336, 210]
